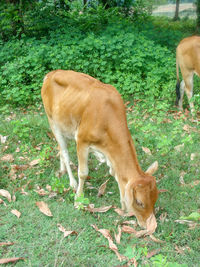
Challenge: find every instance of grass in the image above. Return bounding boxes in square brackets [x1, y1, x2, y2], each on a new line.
[0, 101, 200, 267]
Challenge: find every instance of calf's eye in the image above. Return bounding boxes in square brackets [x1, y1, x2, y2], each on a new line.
[136, 199, 144, 208]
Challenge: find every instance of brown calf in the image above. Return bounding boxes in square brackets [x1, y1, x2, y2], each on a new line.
[176, 36, 200, 113]
[41, 70, 159, 228]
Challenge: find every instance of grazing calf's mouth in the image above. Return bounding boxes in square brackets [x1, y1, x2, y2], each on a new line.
[137, 213, 157, 232]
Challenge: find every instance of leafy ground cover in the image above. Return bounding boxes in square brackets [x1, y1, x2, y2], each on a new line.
[0, 102, 200, 266]
[1, 14, 199, 108]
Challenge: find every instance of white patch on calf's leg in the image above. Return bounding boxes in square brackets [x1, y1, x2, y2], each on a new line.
[76, 143, 89, 197]
[53, 125, 77, 190]
[184, 73, 194, 113]
[116, 175, 127, 211]
[60, 151, 66, 175]
[179, 80, 185, 110]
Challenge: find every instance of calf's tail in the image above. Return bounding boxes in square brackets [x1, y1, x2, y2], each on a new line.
[175, 56, 180, 106]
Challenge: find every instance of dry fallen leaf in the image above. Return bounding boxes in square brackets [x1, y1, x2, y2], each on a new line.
[142, 147, 152, 155]
[121, 225, 137, 234]
[85, 204, 112, 213]
[135, 229, 149, 238]
[11, 164, 29, 172]
[127, 257, 138, 267]
[159, 189, 170, 193]
[190, 153, 197, 160]
[29, 159, 40, 166]
[120, 215, 163, 243]
[114, 207, 134, 217]
[114, 208, 125, 216]
[57, 223, 78, 238]
[159, 212, 167, 223]
[114, 225, 122, 244]
[36, 201, 53, 217]
[183, 124, 190, 132]
[146, 213, 157, 234]
[9, 164, 29, 180]
[174, 143, 184, 152]
[97, 179, 109, 197]
[0, 242, 14, 247]
[91, 224, 125, 262]
[34, 188, 48, 196]
[0, 135, 7, 144]
[46, 185, 52, 192]
[149, 234, 165, 243]
[0, 189, 12, 202]
[21, 188, 28, 195]
[179, 171, 186, 185]
[48, 192, 57, 198]
[0, 257, 25, 264]
[175, 245, 185, 255]
[15, 147, 20, 153]
[1, 154, 14, 162]
[187, 180, 200, 187]
[11, 209, 21, 218]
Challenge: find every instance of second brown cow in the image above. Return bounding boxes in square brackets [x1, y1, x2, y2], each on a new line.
[176, 35, 200, 113]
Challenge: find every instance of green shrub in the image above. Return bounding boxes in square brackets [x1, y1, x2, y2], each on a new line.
[1, 12, 195, 108]
[0, 20, 178, 107]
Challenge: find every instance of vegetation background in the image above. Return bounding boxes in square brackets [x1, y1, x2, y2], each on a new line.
[0, 0, 200, 266]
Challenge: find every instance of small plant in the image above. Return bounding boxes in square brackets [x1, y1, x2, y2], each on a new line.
[11, 118, 30, 141]
[39, 145, 54, 162]
[50, 176, 68, 194]
[150, 254, 168, 267]
[124, 245, 147, 264]
[150, 254, 188, 267]
[75, 194, 90, 210]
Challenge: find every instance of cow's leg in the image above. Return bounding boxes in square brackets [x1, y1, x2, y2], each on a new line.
[178, 80, 185, 110]
[183, 72, 195, 113]
[76, 141, 89, 198]
[60, 151, 66, 175]
[49, 121, 78, 190]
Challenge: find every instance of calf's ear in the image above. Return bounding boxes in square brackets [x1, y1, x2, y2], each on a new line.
[145, 161, 158, 175]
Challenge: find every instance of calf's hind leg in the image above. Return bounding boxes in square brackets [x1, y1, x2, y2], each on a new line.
[49, 122, 78, 190]
[183, 72, 195, 113]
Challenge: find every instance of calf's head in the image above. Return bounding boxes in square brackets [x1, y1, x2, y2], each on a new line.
[125, 161, 159, 229]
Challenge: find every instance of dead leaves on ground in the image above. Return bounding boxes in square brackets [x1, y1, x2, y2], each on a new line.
[0, 257, 25, 264]
[2, 157, 41, 181]
[0, 189, 12, 203]
[1, 154, 14, 162]
[29, 159, 40, 167]
[91, 224, 126, 262]
[97, 179, 109, 197]
[175, 212, 200, 229]
[11, 209, 21, 218]
[57, 224, 78, 238]
[142, 147, 152, 156]
[91, 220, 163, 265]
[0, 134, 7, 144]
[0, 242, 14, 247]
[36, 201, 53, 217]
[85, 204, 112, 213]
